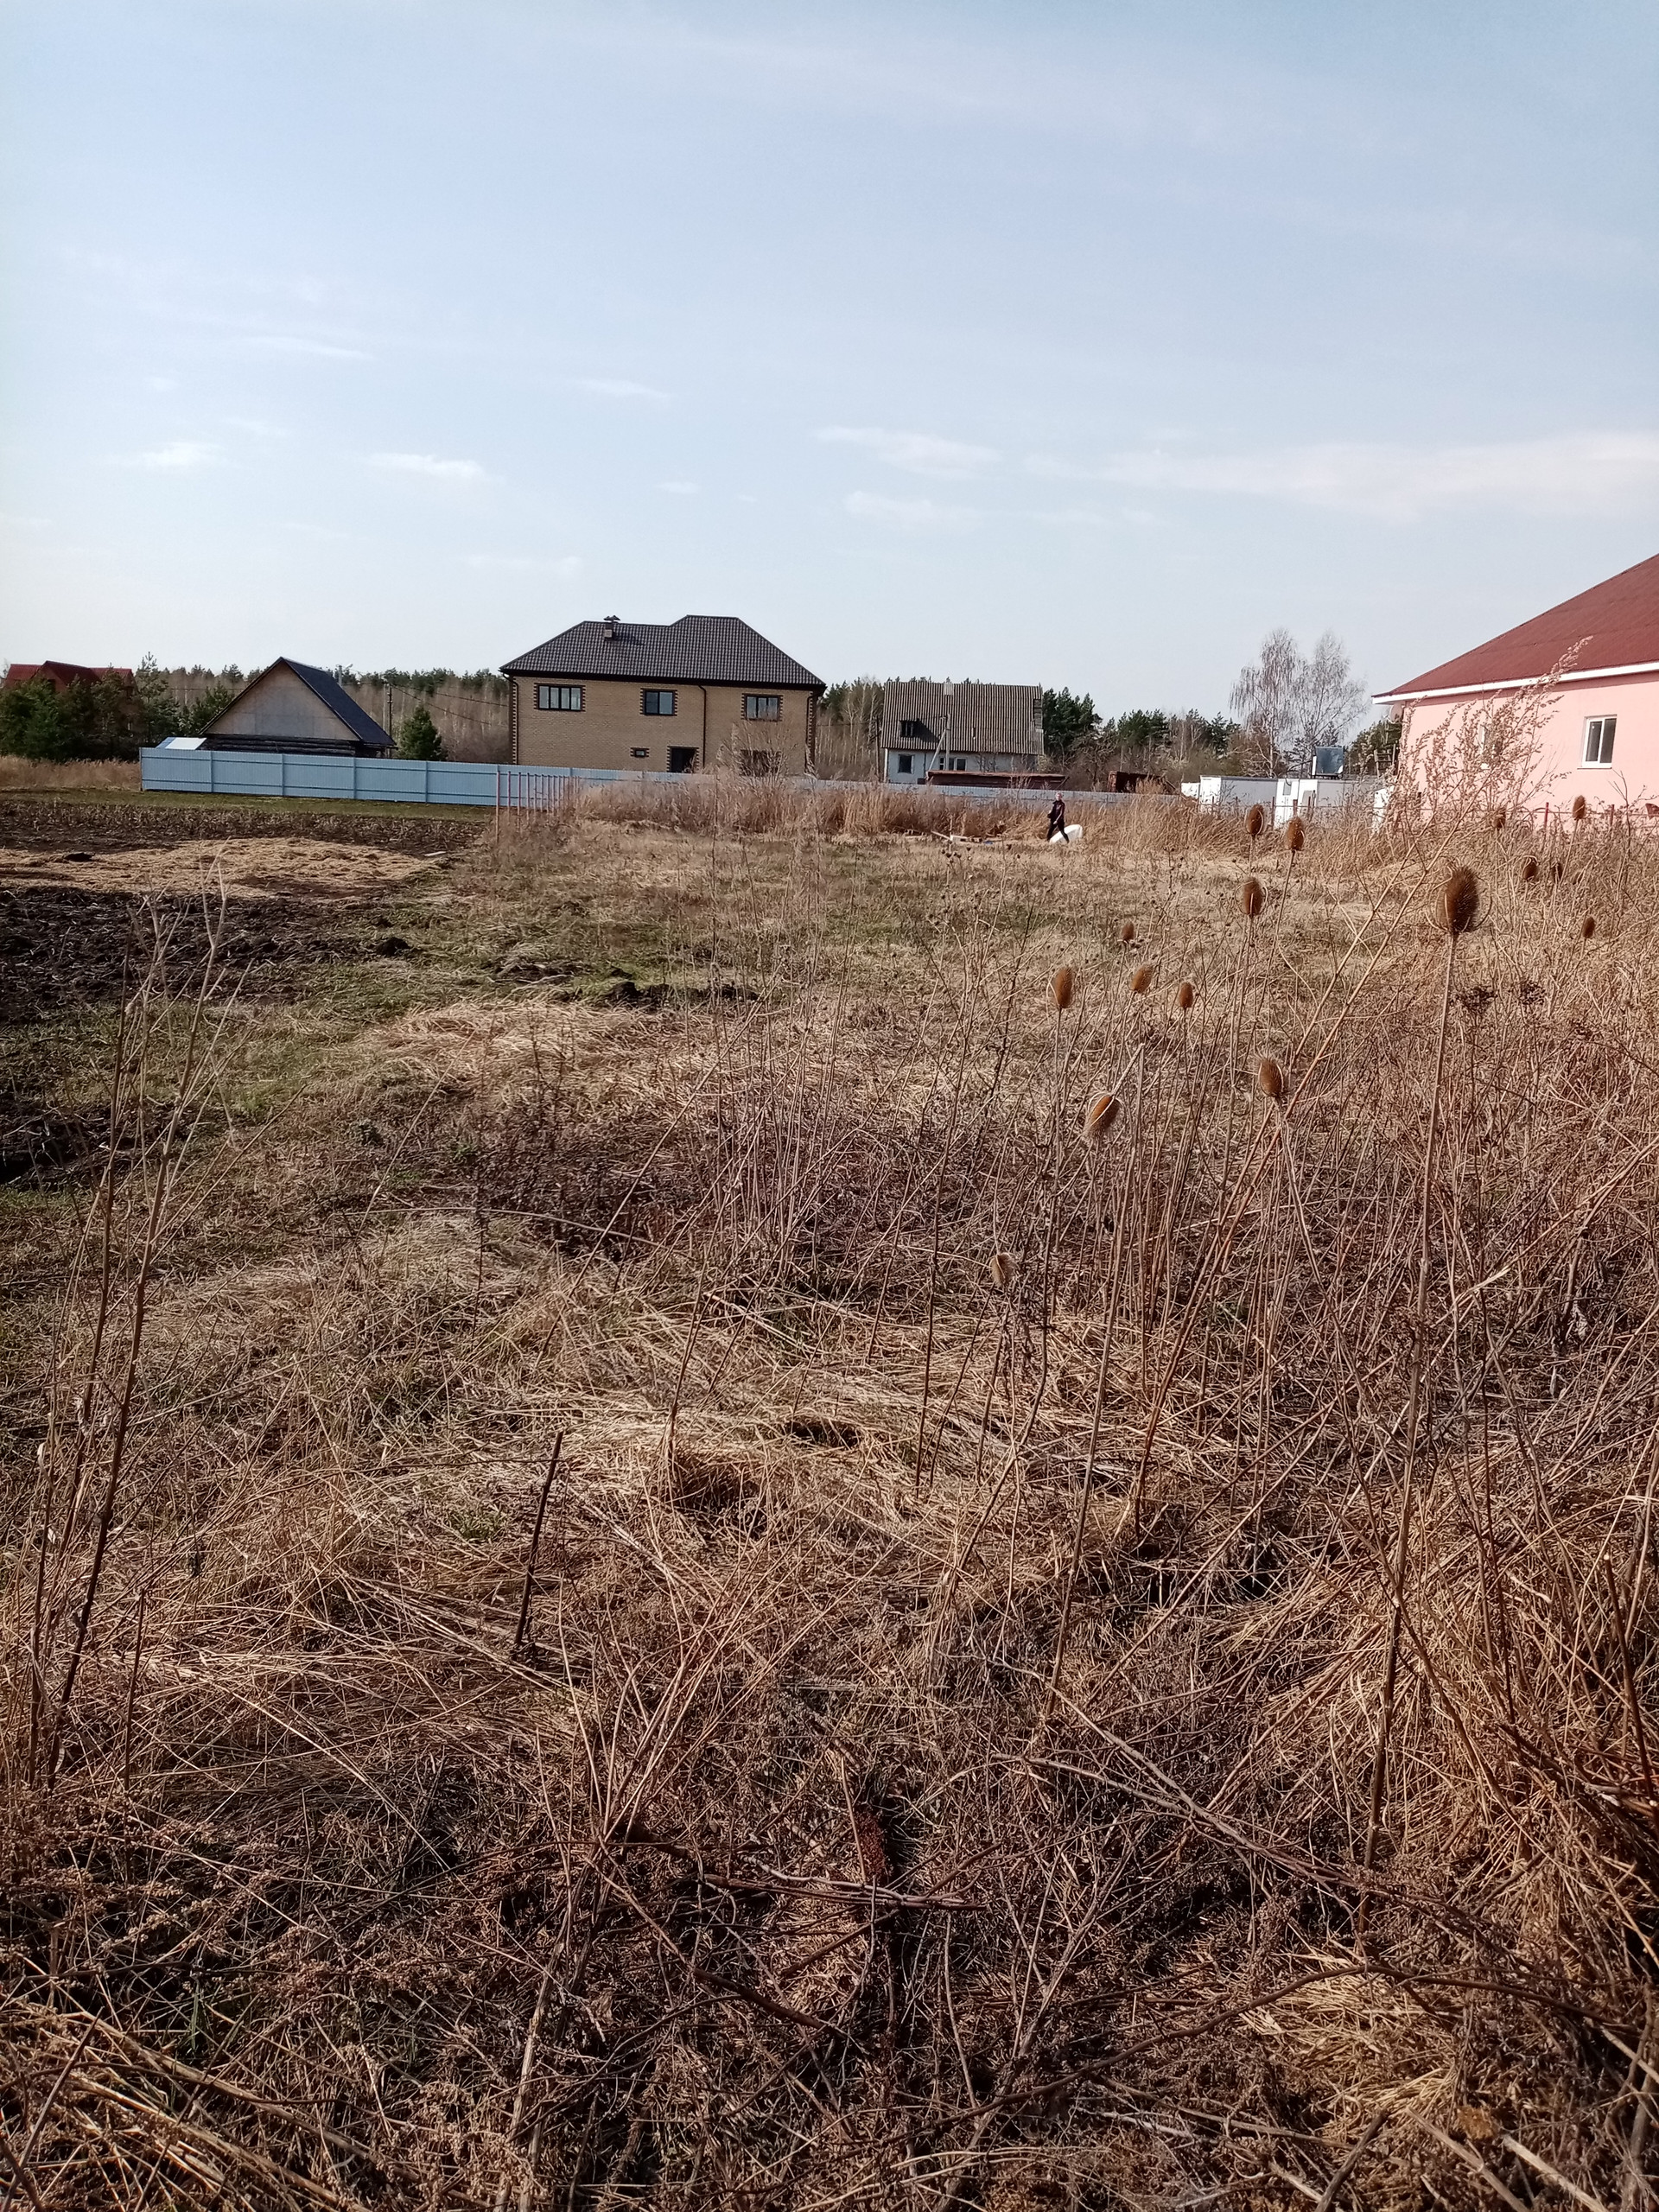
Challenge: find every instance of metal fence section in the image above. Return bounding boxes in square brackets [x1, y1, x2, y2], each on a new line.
[139, 749, 1149, 813]
[142, 751, 613, 808]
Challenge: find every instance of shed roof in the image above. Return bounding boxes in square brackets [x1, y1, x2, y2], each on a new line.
[502, 616, 823, 690]
[880, 680, 1043, 753]
[205, 659, 392, 751]
[1378, 553, 1659, 701]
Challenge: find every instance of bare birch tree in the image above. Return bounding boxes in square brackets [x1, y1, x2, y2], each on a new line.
[1230, 628, 1367, 774]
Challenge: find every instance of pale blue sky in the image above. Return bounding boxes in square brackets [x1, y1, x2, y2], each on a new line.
[3, 0, 1655, 709]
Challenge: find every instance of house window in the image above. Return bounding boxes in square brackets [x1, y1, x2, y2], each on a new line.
[631, 747, 649, 759]
[739, 749, 780, 777]
[899, 719, 930, 742]
[1584, 715, 1617, 766]
[667, 746, 697, 773]
[642, 689, 676, 716]
[950, 756, 967, 772]
[744, 693, 780, 721]
[897, 753, 912, 776]
[536, 684, 583, 711]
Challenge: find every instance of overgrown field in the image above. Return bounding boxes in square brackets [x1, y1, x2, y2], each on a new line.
[3, 786, 1656, 2209]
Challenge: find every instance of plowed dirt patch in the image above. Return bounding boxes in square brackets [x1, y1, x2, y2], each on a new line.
[0, 836, 440, 900]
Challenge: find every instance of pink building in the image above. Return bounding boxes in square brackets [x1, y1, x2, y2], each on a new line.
[1376, 553, 1659, 815]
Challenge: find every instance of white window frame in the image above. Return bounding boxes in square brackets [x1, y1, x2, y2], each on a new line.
[536, 683, 583, 711]
[744, 693, 781, 721]
[1583, 714, 1617, 766]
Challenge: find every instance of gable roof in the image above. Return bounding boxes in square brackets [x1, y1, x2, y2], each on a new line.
[206, 658, 392, 750]
[3, 662, 134, 691]
[880, 680, 1043, 753]
[502, 616, 823, 690]
[1378, 553, 1659, 702]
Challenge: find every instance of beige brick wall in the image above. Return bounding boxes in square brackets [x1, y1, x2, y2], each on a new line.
[513, 677, 815, 773]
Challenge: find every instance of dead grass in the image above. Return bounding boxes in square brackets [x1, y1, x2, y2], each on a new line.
[0, 754, 143, 791]
[2, 801, 1656, 2209]
[0, 835, 444, 899]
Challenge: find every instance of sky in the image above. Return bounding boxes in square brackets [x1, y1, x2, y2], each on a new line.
[2, 0, 1656, 713]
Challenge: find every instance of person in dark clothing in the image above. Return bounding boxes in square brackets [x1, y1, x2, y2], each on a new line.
[1047, 794, 1068, 842]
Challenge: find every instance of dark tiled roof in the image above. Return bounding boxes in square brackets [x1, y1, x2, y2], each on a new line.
[204, 658, 392, 752]
[1379, 553, 1659, 699]
[281, 660, 393, 749]
[880, 680, 1043, 753]
[502, 616, 823, 690]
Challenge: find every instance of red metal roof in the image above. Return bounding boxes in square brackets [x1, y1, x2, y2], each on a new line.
[1379, 552, 1659, 699]
[3, 660, 134, 691]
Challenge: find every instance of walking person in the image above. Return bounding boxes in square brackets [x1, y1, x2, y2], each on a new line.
[1047, 792, 1068, 843]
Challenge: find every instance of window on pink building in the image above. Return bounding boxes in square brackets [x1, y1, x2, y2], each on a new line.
[1583, 715, 1617, 766]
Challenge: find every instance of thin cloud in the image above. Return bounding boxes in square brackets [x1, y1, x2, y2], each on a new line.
[658, 480, 698, 495]
[128, 440, 220, 471]
[244, 334, 371, 361]
[845, 490, 979, 531]
[464, 553, 583, 577]
[820, 426, 999, 480]
[575, 377, 671, 400]
[1029, 432, 1659, 520]
[368, 452, 486, 483]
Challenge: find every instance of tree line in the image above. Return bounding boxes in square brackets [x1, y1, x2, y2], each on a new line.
[0, 660, 510, 762]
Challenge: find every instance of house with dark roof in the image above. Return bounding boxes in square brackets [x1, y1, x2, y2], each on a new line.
[878, 680, 1048, 786]
[501, 616, 824, 775]
[183, 659, 392, 756]
[3, 660, 135, 695]
[1376, 553, 1659, 810]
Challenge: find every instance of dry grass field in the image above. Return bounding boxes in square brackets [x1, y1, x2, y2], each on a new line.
[2, 782, 1656, 2210]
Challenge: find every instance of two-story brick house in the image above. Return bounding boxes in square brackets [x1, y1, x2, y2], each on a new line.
[501, 615, 823, 775]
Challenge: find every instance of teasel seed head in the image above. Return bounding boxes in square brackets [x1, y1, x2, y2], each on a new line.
[1176, 979, 1195, 1012]
[1245, 804, 1265, 839]
[1084, 1092, 1120, 1144]
[1582, 913, 1597, 940]
[1051, 964, 1075, 1011]
[1285, 815, 1306, 854]
[1572, 793, 1587, 824]
[989, 1251, 1019, 1292]
[1257, 1056, 1285, 1104]
[1438, 866, 1479, 937]
[1242, 876, 1265, 920]
[1130, 963, 1153, 995]
[1119, 920, 1136, 945]
[1521, 856, 1539, 883]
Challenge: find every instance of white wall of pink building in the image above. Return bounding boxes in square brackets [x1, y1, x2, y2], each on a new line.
[1402, 671, 1659, 817]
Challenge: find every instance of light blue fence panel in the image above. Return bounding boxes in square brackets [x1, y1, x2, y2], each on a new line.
[271, 756, 355, 801]
[139, 749, 1148, 812]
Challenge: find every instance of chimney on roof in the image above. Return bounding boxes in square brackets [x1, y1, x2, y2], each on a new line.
[601, 614, 619, 641]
